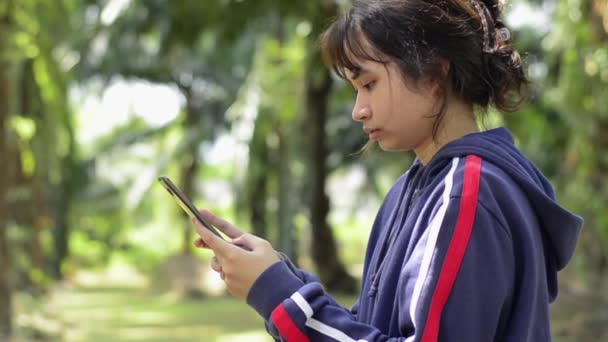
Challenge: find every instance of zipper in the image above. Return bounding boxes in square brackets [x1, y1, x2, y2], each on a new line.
[367, 164, 425, 301]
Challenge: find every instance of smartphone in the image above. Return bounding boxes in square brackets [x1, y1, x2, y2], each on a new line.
[157, 176, 226, 240]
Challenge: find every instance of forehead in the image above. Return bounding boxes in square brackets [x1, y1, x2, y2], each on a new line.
[333, 29, 389, 80]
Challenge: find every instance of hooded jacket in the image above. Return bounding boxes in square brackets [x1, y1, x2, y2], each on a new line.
[246, 128, 583, 342]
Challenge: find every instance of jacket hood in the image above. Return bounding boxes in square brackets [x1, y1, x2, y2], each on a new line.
[428, 127, 583, 277]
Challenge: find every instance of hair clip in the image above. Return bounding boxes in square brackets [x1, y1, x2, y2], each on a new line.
[495, 27, 511, 44]
[469, 0, 509, 54]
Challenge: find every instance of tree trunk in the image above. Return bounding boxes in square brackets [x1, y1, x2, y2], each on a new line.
[587, 118, 608, 288]
[277, 127, 296, 261]
[179, 136, 199, 255]
[305, 36, 357, 294]
[21, 59, 48, 293]
[586, 0, 608, 289]
[180, 98, 201, 255]
[246, 115, 269, 239]
[173, 93, 208, 297]
[0, 25, 14, 340]
[51, 107, 77, 280]
[52, 170, 73, 279]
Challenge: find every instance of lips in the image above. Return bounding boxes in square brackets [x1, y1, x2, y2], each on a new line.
[364, 127, 382, 139]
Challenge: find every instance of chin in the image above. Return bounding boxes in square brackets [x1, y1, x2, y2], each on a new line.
[378, 140, 408, 152]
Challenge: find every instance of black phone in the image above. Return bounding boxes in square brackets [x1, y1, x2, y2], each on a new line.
[157, 176, 226, 240]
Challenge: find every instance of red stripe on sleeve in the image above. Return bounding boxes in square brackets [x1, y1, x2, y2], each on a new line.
[421, 155, 483, 342]
[271, 304, 311, 342]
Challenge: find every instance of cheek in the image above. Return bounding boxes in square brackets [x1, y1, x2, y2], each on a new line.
[388, 100, 420, 127]
[393, 92, 436, 123]
[377, 79, 436, 132]
[385, 102, 436, 149]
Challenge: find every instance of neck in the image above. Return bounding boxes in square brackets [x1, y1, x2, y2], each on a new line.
[414, 100, 479, 165]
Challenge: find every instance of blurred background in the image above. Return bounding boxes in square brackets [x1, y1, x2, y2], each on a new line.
[0, 0, 607, 341]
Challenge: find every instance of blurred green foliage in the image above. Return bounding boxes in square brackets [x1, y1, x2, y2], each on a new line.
[1, 0, 607, 339]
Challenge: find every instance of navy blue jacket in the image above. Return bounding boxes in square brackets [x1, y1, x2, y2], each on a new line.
[247, 128, 583, 341]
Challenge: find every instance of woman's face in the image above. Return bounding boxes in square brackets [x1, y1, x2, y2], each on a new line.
[346, 59, 440, 152]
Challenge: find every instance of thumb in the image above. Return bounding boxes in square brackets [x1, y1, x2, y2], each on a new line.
[194, 219, 232, 255]
[231, 234, 265, 252]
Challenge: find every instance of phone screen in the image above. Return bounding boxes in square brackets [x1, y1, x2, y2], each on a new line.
[157, 176, 226, 240]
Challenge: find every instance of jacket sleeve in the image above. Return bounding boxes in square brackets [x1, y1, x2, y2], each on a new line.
[279, 252, 322, 284]
[259, 254, 361, 341]
[263, 298, 360, 341]
[260, 254, 327, 341]
[247, 261, 417, 341]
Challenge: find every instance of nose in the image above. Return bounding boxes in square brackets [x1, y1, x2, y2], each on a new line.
[352, 94, 371, 122]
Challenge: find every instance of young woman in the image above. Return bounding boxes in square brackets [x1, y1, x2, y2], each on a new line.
[192, 0, 583, 340]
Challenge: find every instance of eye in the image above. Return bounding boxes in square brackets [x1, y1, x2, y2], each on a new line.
[363, 81, 376, 91]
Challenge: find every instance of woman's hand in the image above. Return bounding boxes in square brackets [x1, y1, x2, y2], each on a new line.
[192, 210, 281, 300]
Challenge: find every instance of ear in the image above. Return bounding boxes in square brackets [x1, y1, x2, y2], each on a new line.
[424, 58, 450, 98]
[437, 57, 450, 76]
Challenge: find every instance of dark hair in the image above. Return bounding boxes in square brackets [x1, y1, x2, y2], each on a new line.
[321, 0, 529, 135]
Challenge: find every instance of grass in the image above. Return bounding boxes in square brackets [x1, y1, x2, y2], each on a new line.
[13, 258, 359, 341]
[14, 281, 607, 341]
[16, 285, 275, 342]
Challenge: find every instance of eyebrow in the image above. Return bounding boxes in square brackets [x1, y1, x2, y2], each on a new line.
[350, 67, 370, 80]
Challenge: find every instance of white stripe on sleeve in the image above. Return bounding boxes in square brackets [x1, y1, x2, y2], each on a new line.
[291, 291, 368, 342]
[291, 292, 313, 319]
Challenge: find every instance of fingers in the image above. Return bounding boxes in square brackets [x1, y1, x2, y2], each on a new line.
[199, 210, 244, 239]
[231, 234, 265, 252]
[194, 216, 252, 261]
[194, 238, 208, 249]
[194, 218, 234, 255]
[211, 256, 222, 272]
[210, 256, 225, 280]
[197, 228, 279, 300]
[194, 237, 250, 252]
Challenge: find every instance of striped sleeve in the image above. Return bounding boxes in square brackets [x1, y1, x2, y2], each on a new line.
[267, 283, 398, 342]
[250, 263, 411, 341]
